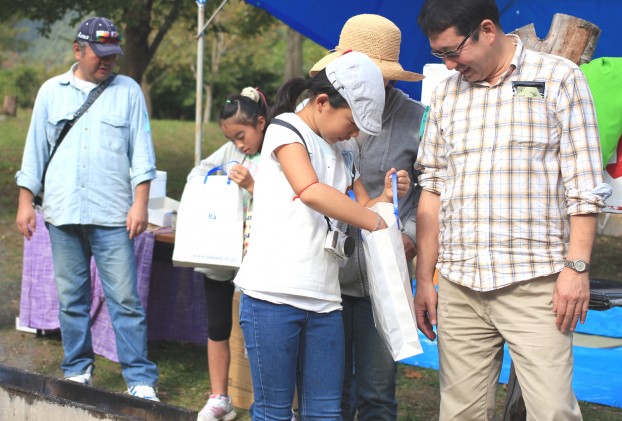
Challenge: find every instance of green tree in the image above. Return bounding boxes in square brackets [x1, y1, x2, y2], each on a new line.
[0, 17, 29, 62]
[0, 17, 49, 112]
[2, 1, 324, 120]
[142, 0, 279, 120]
[3, 0, 280, 84]
[3, 0, 280, 118]
[0, 66, 46, 109]
[4, 0, 208, 85]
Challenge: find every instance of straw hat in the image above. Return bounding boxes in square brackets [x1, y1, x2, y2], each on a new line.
[309, 14, 424, 82]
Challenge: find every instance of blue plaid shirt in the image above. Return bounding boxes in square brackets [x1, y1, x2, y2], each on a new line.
[16, 64, 156, 227]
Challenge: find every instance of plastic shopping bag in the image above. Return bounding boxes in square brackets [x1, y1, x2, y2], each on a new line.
[361, 202, 423, 361]
[173, 174, 244, 270]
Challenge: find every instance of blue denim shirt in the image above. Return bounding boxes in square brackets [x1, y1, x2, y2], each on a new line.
[15, 64, 156, 227]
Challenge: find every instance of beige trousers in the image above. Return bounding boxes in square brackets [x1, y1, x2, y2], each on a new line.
[437, 275, 582, 421]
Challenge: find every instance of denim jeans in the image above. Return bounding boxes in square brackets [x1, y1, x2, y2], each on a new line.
[341, 295, 397, 421]
[47, 223, 159, 386]
[239, 293, 344, 420]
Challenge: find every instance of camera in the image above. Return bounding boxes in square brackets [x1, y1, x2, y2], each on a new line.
[324, 228, 355, 260]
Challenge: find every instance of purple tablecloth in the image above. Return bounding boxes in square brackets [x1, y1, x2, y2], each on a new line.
[19, 211, 209, 362]
[147, 255, 210, 344]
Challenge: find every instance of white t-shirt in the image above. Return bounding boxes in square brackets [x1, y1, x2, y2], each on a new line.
[234, 113, 355, 312]
[73, 74, 97, 94]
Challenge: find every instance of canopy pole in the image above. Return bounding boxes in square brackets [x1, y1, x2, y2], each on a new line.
[194, 0, 205, 166]
[194, 0, 229, 166]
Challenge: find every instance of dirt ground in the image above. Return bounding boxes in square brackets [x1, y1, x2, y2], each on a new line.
[0, 219, 58, 374]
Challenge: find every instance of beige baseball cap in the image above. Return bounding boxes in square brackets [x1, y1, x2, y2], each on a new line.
[325, 51, 385, 136]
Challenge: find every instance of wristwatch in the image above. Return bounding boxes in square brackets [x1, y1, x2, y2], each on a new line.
[564, 259, 591, 273]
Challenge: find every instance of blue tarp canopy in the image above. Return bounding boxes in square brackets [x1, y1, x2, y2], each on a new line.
[244, 0, 622, 101]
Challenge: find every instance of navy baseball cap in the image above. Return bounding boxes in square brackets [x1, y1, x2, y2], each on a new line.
[75, 17, 124, 57]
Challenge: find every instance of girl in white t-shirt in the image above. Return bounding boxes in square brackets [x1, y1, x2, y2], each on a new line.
[188, 87, 270, 421]
[234, 52, 410, 419]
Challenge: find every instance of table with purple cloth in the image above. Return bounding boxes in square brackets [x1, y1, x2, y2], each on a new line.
[19, 210, 210, 362]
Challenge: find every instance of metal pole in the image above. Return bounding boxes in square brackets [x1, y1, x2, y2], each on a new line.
[194, 0, 228, 166]
[194, 0, 206, 166]
[199, 0, 229, 35]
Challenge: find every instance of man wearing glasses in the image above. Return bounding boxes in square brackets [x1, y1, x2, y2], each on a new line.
[413, 0, 610, 419]
[16, 17, 160, 401]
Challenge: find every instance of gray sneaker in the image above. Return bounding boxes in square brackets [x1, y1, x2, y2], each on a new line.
[197, 394, 236, 421]
[65, 365, 94, 385]
[127, 385, 160, 402]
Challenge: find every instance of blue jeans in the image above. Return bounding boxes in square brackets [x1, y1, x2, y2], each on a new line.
[239, 294, 344, 420]
[47, 223, 159, 386]
[341, 295, 397, 421]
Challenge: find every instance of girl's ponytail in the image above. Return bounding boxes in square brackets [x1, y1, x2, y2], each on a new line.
[271, 69, 349, 119]
[271, 78, 311, 118]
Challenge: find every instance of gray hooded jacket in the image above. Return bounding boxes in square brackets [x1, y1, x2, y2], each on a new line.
[338, 87, 426, 297]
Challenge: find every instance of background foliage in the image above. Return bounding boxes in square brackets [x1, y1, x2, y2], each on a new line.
[0, 1, 326, 120]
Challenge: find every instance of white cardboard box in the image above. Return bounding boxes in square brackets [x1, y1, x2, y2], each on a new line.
[150, 170, 167, 198]
[148, 196, 179, 227]
[421, 63, 456, 106]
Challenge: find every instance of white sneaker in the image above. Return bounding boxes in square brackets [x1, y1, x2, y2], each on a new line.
[127, 385, 160, 402]
[197, 394, 236, 421]
[65, 365, 94, 385]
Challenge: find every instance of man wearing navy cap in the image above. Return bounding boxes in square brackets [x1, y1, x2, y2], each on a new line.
[73, 17, 125, 84]
[16, 17, 160, 401]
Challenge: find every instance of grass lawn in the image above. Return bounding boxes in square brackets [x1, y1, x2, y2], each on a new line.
[1, 110, 621, 420]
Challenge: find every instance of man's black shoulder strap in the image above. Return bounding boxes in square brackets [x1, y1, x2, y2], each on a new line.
[35, 74, 117, 205]
[72, 73, 117, 121]
[50, 73, 117, 159]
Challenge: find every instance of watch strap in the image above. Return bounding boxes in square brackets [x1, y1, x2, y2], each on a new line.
[564, 259, 590, 272]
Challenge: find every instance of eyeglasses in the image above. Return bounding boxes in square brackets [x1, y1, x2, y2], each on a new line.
[431, 25, 478, 59]
[93, 30, 122, 44]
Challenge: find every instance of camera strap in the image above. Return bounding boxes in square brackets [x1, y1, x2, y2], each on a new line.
[324, 216, 335, 232]
[270, 118, 310, 155]
[271, 117, 356, 186]
[271, 119, 343, 233]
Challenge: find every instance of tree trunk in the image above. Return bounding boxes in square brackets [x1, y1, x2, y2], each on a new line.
[141, 78, 153, 117]
[203, 27, 226, 124]
[511, 13, 601, 65]
[284, 26, 303, 81]
[120, 0, 153, 85]
[2, 95, 17, 116]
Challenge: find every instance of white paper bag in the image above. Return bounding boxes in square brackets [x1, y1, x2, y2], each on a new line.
[361, 202, 423, 361]
[173, 175, 244, 270]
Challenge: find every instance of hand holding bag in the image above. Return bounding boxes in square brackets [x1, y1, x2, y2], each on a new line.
[172, 169, 244, 270]
[361, 201, 423, 361]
